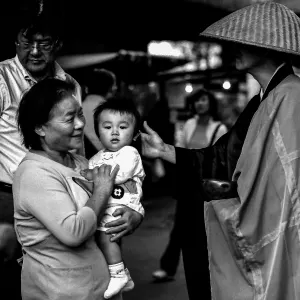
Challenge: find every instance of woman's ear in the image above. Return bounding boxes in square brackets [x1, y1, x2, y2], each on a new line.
[35, 126, 45, 137]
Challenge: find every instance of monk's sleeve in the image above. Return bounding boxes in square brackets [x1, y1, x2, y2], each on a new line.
[175, 139, 228, 201]
[174, 94, 261, 201]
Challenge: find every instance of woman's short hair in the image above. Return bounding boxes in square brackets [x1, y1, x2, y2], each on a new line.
[186, 88, 220, 120]
[93, 94, 141, 138]
[17, 78, 76, 150]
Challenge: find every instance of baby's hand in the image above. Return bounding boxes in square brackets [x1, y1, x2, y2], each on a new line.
[80, 168, 94, 181]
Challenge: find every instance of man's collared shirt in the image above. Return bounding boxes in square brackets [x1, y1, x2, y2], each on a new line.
[0, 55, 81, 184]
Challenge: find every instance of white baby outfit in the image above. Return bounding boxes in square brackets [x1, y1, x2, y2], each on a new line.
[89, 145, 145, 231]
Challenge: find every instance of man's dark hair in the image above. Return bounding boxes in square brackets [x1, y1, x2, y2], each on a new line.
[17, 78, 76, 150]
[93, 95, 141, 139]
[14, 0, 63, 41]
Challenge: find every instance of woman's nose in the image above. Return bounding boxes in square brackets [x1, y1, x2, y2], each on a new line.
[75, 116, 85, 129]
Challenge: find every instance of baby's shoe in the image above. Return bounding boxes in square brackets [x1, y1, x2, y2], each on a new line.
[104, 263, 129, 299]
[122, 268, 135, 292]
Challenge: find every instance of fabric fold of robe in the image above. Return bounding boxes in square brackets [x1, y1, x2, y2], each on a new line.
[175, 64, 300, 300]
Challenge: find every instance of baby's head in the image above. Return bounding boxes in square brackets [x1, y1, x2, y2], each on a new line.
[93, 95, 141, 152]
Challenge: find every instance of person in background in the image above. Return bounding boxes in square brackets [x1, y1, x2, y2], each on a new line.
[143, 89, 173, 196]
[141, 2, 300, 299]
[152, 88, 227, 282]
[83, 68, 117, 159]
[81, 97, 145, 298]
[177, 88, 227, 149]
[14, 78, 142, 300]
[0, 3, 81, 298]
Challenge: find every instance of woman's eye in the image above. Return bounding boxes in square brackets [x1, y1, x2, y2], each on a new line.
[66, 117, 74, 123]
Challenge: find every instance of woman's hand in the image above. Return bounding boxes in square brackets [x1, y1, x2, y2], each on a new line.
[93, 164, 119, 198]
[140, 121, 166, 159]
[83, 165, 119, 216]
[104, 207, 143, 242]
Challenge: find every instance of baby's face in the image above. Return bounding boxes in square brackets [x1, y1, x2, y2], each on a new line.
[97, 110, 136, 152]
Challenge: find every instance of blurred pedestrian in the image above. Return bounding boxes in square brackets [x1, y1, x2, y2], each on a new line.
[152, 88, 227, 282]
[177, 88, 227, 149]
[83, 68, 117, 158]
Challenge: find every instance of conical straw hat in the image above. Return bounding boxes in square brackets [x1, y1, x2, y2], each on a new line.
[200, 2, 300, 56]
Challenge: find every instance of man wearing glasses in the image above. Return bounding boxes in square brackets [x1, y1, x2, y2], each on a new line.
[0, 7, 80, 299]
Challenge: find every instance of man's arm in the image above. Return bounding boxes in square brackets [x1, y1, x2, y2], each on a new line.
[141, 122, 177, 163]
[141, 120, 228, 173]
[0, 74, 9, 114]
[141, 94, 262, 200]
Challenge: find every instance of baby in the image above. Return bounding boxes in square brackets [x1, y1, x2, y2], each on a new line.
[82, 96, 145, 299]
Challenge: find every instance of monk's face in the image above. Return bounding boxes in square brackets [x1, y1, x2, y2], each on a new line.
[233, 44, 267, 71]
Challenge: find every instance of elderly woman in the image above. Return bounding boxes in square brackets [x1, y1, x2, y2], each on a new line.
[13, 78, 142, 300]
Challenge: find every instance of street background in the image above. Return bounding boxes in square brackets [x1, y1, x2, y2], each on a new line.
[123, 194, 189, 300]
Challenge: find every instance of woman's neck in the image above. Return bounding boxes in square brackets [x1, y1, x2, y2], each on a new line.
[196, 114, 211, 125]
[31, 149, 75, 168]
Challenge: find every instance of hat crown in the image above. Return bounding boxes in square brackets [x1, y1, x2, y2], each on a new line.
[200, 2, 300, 56]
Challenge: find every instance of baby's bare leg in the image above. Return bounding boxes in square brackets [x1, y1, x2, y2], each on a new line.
[98, 231, 122, 264]
[98, 231, 129, 299]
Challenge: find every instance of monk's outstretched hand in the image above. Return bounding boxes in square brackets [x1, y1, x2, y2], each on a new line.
[140, 121, 166, 159]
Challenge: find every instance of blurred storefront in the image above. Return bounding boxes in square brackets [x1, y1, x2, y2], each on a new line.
[57, 38, 260, 140]
[146, 39, 259, 146]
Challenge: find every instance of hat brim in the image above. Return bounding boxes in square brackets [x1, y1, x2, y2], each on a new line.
[200, 32, 300, 57]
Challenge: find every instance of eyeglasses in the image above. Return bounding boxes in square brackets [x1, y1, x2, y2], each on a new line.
[16, 40, 57, 52]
